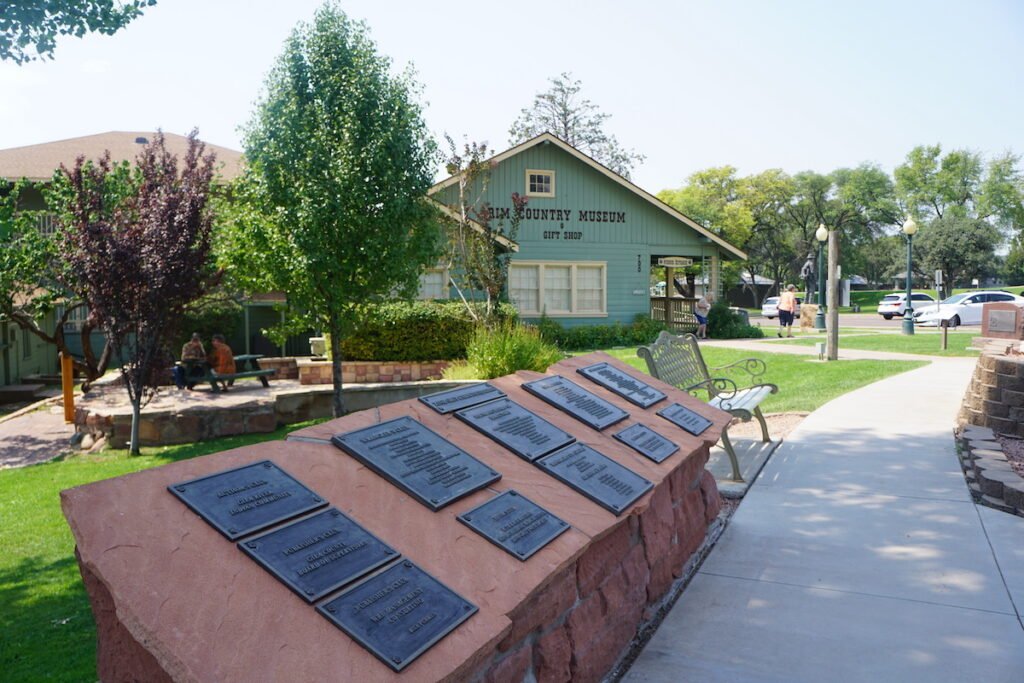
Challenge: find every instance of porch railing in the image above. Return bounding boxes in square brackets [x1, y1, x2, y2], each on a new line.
[650, 296, 699, 332]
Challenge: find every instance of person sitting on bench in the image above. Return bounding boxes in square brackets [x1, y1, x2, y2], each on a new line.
[207, 334, 236, 390]
[173, 333, 207, 389]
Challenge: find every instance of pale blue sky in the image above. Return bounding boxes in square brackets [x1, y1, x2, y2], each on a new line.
[0, 0, 1020, 191]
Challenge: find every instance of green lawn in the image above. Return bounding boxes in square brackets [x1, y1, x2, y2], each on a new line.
[0, 420, 327, 683]
[774, 331, 979, 357]
[598, 346, 928, 413]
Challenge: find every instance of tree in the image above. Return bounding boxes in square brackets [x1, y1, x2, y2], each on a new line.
[0, 0, 156, 64]
[509, 73, 645, 179]
[915, 214, 1000, 288]
[440, 136, 526, 322]
[223, 3, 441, 418]
[55, 131, 218, 454]
[0, 180, 115, 386]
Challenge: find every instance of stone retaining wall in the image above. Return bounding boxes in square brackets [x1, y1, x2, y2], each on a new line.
[956, 425, 1024, 516]
[296, 358, 450, 385]
[474, 456, 721, 682]
[255, 357, 298, 379]
[959, 342, 1024, 437]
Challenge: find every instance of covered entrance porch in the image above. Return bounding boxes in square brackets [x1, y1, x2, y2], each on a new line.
[649, 253, 721, 332]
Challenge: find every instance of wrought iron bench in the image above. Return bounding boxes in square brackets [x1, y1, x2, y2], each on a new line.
[637, 331, 777, 481]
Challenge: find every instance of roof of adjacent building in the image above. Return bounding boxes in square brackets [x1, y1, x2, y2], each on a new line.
[430, 132, 747, 261]
[0, 131, 244, 182]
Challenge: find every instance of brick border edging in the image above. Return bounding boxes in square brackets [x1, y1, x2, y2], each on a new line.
[956, 425, 1024, 517]
[958, 345, 1024, 436]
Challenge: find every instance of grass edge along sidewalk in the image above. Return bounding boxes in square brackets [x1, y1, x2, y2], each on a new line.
[773, 331, 980, 358]
[0, 349, 926, 682]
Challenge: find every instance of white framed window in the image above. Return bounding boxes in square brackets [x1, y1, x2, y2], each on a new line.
[55, 304, 89, 332]
[525, 169, 555, 197]
[508, 261, 607, 317]
[418, 267, 449, 300]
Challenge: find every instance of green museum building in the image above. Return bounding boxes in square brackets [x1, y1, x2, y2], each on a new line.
[429, 133, 746, 326]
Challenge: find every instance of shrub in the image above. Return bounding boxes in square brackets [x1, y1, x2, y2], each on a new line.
[179, 296, 243, 347]
[326, 301, 517, 362]
[465, 322, 564, 379]
[535, 314, 668, 351]
[708, 301, 765, 339]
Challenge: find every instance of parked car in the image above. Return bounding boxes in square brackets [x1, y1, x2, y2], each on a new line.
[761, 296, 802, 319]
[914, 291, 1024, 327]
[876, 292, 936, 320]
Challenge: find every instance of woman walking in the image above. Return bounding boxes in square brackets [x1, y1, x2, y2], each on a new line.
[778, 284, 797, 338]
[695, 292, 713, 339]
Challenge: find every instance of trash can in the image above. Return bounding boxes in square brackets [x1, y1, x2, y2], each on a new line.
[729, 307, 750, 325]
[851, 304, 861, 313]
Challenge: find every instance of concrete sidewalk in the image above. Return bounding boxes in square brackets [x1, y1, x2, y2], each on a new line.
[625, 358, 1024, 682]
[699, 336, 959, 362]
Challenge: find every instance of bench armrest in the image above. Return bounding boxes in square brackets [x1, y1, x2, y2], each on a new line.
[710, 357, 767, 380]
[685, 376, 739, 401]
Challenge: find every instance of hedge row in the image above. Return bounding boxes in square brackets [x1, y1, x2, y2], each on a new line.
[338, 301, 517, 361]
[534, 314, 669, 351]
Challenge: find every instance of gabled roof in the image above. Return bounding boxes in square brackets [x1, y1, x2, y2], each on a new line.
[0, 131, 244, 182]
[430, 132, 747, 260]
[428, 198, 519, 252]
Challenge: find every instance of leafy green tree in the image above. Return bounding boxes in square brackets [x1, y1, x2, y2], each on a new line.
[223, 4, 441, 417]
[509, 72, 645, 179]
[915, 214, 1000, 288]
[0, 0, 156, 64]
[0, 179, 114, 384]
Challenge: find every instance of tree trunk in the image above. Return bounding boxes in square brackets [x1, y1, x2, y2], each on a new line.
[328, 314, 345, 418]
[129, 394, 142, 456]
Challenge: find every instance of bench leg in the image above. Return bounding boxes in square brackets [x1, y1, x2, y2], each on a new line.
[754, 406, 771, 442]
[720, 430, 744, 482]
[259, 375, 270, 388]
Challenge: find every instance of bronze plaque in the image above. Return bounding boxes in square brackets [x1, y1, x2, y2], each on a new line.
[240, 508, 399, 603]
[457, 490, 569, 561]
[168, 460, 327, 540]
[317, 560, 477, 672]
[332, 417, 500, 511]
[613, 423, 679, 463]
[658, 402, 712, 436]
[522, 375, 629, 431]
[536, 443, 653, 516]
[577, 362, 667, 408]
[419, 383, 506, 414]
[455, 398, 575, 462]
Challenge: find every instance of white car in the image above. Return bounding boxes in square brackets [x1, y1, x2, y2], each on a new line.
[761, 296, 802, 319]
[913, 291, 1024, 327]
[876, 292, 936, 320]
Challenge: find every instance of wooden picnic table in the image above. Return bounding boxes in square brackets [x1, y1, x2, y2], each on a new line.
[177, 354, 274, 392]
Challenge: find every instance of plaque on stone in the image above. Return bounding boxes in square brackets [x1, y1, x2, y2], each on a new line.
[317, 559, 477, 672]
[988, 309, 1018, 334]
[613, 423, 679, 463]
[168, 460, 327, 541]
[455, 398, 575, 462]
[536, 443, 653, 516]
[457, 490, 569, 561]
[657, 402, 713, 436]
[239, 508, 399, 603]
[576, 362, 667, 408]
[419, 383, 506, 414]
[332, 417, 500, 512]
[522, 375, 629, 431]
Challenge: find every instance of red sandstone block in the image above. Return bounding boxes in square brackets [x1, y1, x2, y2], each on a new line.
[639, 482, 674, 567]
[674, 488, 707, 559]
[484, 643, 532, 683]
[571, 616, 638, 683]
[668, 452, 706, 503]
[576, 522, 633, 597]
[646, 556, 675, 603]
[621, 543, 649, 592]
[699, 469, 722, 523]
[500, 566, 577, 650]
[566, 594, 604, 652]
[535, 626, 571, 683]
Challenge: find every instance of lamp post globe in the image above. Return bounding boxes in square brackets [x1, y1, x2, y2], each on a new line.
[814, 224, 828, 330]
[901, 217, 918, 335]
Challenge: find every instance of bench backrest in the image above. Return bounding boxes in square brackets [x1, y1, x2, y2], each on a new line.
[637, 331, 711, 391]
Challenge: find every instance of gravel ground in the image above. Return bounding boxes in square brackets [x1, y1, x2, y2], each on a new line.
[996, 433, 1024, 477]
[727, 412, 807, 441]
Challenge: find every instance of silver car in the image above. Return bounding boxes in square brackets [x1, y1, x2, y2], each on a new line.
[761, 296, 802, 319]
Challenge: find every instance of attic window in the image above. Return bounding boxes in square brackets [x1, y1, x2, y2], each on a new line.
[134, 136, 148, 144]
[526, 169, 555, 197]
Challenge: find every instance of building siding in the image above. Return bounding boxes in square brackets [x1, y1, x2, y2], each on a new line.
[432, 140, 732, 327]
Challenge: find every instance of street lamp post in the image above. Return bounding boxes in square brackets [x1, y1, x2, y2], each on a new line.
[902, 216, 918, 335]
[814, 223, 828, 330]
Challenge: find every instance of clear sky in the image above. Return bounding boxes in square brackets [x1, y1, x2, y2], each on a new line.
[0, 0, 1021, 191]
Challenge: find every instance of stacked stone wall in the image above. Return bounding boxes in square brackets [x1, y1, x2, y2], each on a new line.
[297, 358, 450, 385]
[959, 344, 1024, 437]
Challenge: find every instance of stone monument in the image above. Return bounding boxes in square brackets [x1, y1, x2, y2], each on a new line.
[62, 352, 730, 682]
